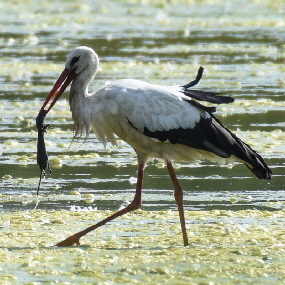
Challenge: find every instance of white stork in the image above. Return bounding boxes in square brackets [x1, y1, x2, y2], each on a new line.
[39, 46, 272, 247]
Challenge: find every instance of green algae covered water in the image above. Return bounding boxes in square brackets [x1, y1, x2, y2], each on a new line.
[0, 0, 285, 284]
[1, 209, 285, 284]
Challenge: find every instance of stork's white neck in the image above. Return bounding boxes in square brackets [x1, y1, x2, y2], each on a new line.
[69, 68, 96, 138]
[67, 47, 100, 139]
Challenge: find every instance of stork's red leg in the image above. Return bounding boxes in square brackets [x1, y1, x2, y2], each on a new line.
[166, 161, 189, 247]
[55, 162, 145, 247]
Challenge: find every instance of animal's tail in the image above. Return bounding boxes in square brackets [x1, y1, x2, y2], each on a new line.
[181, 66, 271, 180]
[212, 115, 272, 180]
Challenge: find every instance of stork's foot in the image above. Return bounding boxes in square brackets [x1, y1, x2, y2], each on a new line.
[55, 233, 81, 247]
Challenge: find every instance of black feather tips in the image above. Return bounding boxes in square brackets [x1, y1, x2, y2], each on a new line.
[181, 66, 234, 105]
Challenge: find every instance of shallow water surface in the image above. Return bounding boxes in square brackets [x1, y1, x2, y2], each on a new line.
[0, 0, 285, 284]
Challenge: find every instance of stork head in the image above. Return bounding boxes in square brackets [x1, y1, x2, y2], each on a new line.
[39, 46, 99, 114]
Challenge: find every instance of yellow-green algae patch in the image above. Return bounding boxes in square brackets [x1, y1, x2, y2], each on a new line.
[1, 209, 285, 284]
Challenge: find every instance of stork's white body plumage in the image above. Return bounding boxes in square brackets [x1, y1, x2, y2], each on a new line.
[72, 78, 219, 164]
[39, 46, 272, 247]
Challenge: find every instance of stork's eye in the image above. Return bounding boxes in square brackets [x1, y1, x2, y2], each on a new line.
[71, 56, 80, 68]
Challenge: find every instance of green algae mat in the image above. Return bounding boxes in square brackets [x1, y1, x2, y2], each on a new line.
[1, 209, 285, 284]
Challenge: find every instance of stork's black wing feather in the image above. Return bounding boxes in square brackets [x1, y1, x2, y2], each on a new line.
[137, 113, 272, 180]
[182, 66, 204, 88]
[183, 89, 234, 104]
[181, 66, 234, 104]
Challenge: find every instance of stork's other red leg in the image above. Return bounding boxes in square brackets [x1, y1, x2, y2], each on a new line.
[166, 161, 189, 247]
[55, 162, 145, 247]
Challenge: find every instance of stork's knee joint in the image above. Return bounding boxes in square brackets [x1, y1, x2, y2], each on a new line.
[128, 200, 142, 211]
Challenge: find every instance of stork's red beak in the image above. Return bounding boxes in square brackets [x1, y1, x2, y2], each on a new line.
[39, 68, 77, 115]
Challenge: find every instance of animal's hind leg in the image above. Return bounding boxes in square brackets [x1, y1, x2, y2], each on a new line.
[166, 160, 189, 247]
[55, 162, 145, 246]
